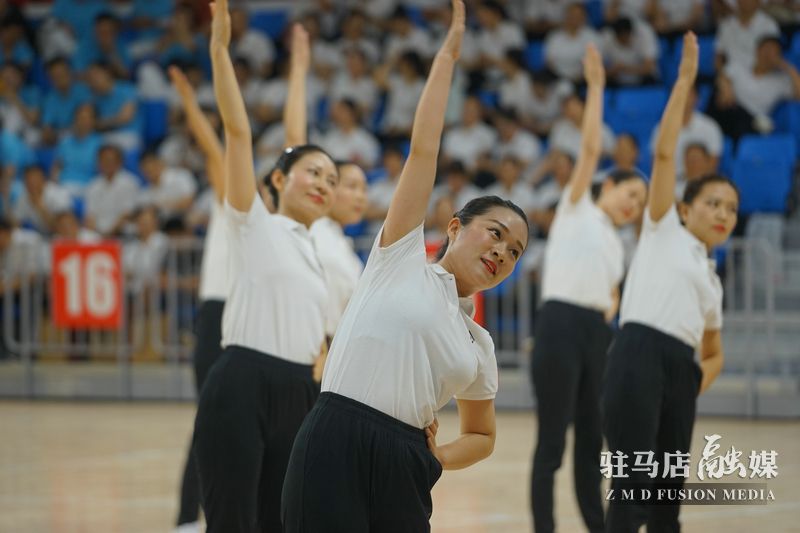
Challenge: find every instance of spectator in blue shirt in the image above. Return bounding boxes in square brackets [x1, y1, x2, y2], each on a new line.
[155, 4, 207, 68]
[41, 57, 92, 145]
[0, 19, 33, 69]
[47, 0, 106, 52]
[52, 103, 102, 196]
[73, 13, 132, 79]
[130, 0, 175, 39]
[86, 61, 141, 151]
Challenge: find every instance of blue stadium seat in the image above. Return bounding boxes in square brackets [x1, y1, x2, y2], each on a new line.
[790, 32, 800, 70]
[665, 35, 716, 81]
[365, 168, 386, 184]
[772, 101, 800, 152]
[524, 41, 545, 72]
[737, 133, 797, 165]
[250, 10, 289, 40]
[585, 0, 604, 28]
[35, 147, 56, 173]
[732, 158, 792, 214]
[612, 87, 669, 119]
[696, 83, 712, 111]
[478, 90, 499, 109]
[719, 136, 735, 177]
[140, 99, 168, 146]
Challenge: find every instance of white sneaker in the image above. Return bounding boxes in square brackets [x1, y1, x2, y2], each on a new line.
[173, 522, 200, 533]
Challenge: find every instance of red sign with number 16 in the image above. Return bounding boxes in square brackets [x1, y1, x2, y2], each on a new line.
[51, 242, 123, 329]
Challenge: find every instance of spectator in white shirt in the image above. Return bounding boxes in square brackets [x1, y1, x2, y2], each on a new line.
[529, 150, 574, 236]
[232, 57, 265, 130]
[716, 0, 780, 69]
[710, 36, 800, 137]
[650, 0, 705, 35]
[41, 209, 102, 274]
[365, 144, 405, 235]
[595, 133, 641, 183]
[84, 145, 141, 236]
[315, 99, 381, 169]
[383, 6, 432, 63]
[522, 70, 574, 136]
[329, 47, 379, 124]
[544, 3, 600, 82]
[138, 150, 198, 221]
[675, 143, 718, 199]
[604, 0, 651, 22]
[296, 12, 343, 81]
[602, 17, 660, 86]
[12, 165, 72, 234]
[492, 107, 543, 180]
[256, 57, 325, 128]
[123, 205, 169, 292]
[427, 161, 483, 239]
[0, 218, 44, 290]
[230, 7, 276, 77]
[474, 0, 526, 77]
[498, 49, 534, 116]
[375, 51, 427, 138]
[485, 155, 537, 213]
[442, 95, 498, 171]
[549, 93, 616, 159]
[336, 9, 381, 66]
[524, 0, 568, 38]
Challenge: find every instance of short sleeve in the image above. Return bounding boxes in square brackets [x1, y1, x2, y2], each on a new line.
[555, 184, 593, 217]
[366, 222, 427, 272]
[455, 343, 498, 401]
[642, 204, 681, 235]
[704, 274, 724, 330]
[224, 195, 269, 230]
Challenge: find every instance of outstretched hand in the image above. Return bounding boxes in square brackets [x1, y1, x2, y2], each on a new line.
[209, 0, 231, 49]
[583, 43, 605, 87]
[678, 31, 698, 83]
[167, 65, 194, 102]
[439, 0, 465, 61]
[289, 23, 310, 71]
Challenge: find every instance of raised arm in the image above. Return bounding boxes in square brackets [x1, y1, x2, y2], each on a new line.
[284, 24, 310, 148]
[568, 44, 605, 204]
[209, 0, 255, 212]
[381, 0, 465, 247]
[169, 66, 225, 203]
[650, 32, 698, 222]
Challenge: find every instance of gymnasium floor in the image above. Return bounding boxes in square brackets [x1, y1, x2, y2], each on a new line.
[0, 402, 797, 532]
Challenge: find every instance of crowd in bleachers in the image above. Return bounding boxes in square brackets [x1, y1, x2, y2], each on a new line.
[1, 0, 800, 286]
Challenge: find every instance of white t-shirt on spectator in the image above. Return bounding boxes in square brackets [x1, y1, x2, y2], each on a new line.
[601, 18, 660, 84]
[725, 62, 795, 118]
[366, 176, 399, 234]
[524, 0, 567, 25]
[549, 118, 616, 159]
[123, 231, 169, 292]
[139, 167, 198, 219]
[494, 129, 543, 176]
[656, 0, 703, 28]
[329, 72, 379, 117]
[315, 126, 381, 169]
[499, 72, 533, 117]
[384, 27, 432, 61]
[232, 29, 276, 74]
[336, 38, 381, 66]
[476, 21, 526, 62]
[0, 228, 44, 277]
[259, 75, 324, 120]
[484, 181, 537, 213]
[544, 27, 600, 81]
[716, 11, 780, 68]
[428, 183, 483, 215]
[383, 76, 425, 133]
[85, 171, 141, 235]
[606, 0, 649, 19]
[650, 111, 723, 176]
[523, 80, 574, 129]
[13, 182, 73, 233]
[442, 123, 498, 169]
[321, 223, 498, 429]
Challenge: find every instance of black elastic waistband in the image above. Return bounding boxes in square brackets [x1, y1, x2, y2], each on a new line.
[621, 322, 695, 358]
[224, 344, 313, 377]
[543, 299, 605, 321]
[317, 392, 427, 444]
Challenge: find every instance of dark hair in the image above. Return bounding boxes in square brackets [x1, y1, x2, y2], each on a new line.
[0, 217, 12, 232]
[684, 142, 710, 157]
[591, 168, 646, 199]
[98, 144, 123, 159]
[505, 48, 525, 69]
[264, 144, 336, 208]
[443, 160, 468, 178]
[532, 69, 558, 85]
[757, 35, 782, 50]
[479, 0, 507, 19]
[436, 196, 530, 260]
[138, 148, 160, 163]
[398, 51, 426, 78]
[616, 132, 640, 150]
[94, 12, 119, 26]
[682, 173, 740, 205]
[46, 56, 70, 70]
[23, 164, 46, 178]
[612, 17, 633, 37]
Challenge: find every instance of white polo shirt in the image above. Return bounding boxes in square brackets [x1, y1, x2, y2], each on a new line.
[198, 200, 229, 302]
[85, 170, 141, 235]
[620, 206, 723, 349]
[221, 198, 328, 365]
[544, 27, 600, 81]
[725, 63, 794, 118]
[442, 123, 498, 169]
[322, 224, 498, 429]
[541, 186, 624, 312]
[310, 216, 364, 337]
[650, 112, 723, 176]
[716, 11, 780, 68]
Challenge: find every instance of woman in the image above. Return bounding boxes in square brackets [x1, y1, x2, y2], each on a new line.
[603, 33, 736, 532]
[282, 2, 529, 531]
[529, 44, 647, 533]
[168, 65, 227, 533]
[192, 3, 338, 532]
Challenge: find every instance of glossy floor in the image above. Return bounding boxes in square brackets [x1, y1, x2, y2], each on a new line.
[0, 402, 797, 532]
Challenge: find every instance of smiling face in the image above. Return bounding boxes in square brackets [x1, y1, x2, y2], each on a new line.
[597, 177, 648, 227]
[440, 205, 528, 296]
[272, 151, 339, 227]
[679, 181, 739, 249]
[329, 163, 367, 226]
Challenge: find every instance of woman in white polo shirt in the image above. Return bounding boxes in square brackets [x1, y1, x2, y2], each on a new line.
[282, 2, 529, 531]
[192, 4, 338, 532]
[167, 66, 228, 533]
[529, 44, 647, 533]
[603, 33, 738, 533]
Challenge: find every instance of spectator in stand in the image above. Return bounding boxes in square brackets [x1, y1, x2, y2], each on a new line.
[650, 0, 706, 36]
[138, 150, 198, 222]
[130, 0, 175, 37]
[493, 107, 543, 180]
[330, 47, 379, 123]
[364, 144, 406, 234]
[231, 57, 264, 130]
[0, 123, 35, 215]
[604, 0, 651, 22]
[485, 155, 537, 214]
[442, 95, 497, 171]
[544, 3, 599, 83]
[40, 57, 91, 146]
[716, 0, 780, 69]
[72, 13, 132, 79]
[51, 104, 101, 202]
[335, 9, 381, 66]
[53, 209, 99, 242]
[0, 62, 40, 146]
[710, 35, 800, 137]
[156, 3, 207, 69]
[474, 0, 526, 81]
[427, 161, 482, 239]
[230, 6, 275, 78]
[498, 49, 533, 117]
[528, 150, 575, 237]
[166, 62, 215, 114]
[601, 16, 660, 86]
[39, 0, 106, 61]
[0, 18, 33, 69]
[256, 56, 324, 129]
[375, 51, 426, 139]
[675, 143, 718, 199]
[86, 62, 141, 152]
[160, 106, 220, 178]
[596, 133, 641, 182]
[315, 99, 381, 169]
[383, 6, 433, 63]
[12, 165, 72, 234]
[295, 12, 342, 81]
[523, 0, 567, 39]
[84, 145, 140, 236]
[651, 83, 723, 174]
[0, 217, 44, 294]
[123, 205, 169, 293]
[549, 93, 616, 159]
[521, 70, 574, 137]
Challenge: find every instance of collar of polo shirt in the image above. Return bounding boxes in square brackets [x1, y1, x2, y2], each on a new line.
[429, 262, 476, 317]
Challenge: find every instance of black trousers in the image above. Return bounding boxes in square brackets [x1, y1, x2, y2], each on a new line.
[281, 392, 443, 533]
[194, 345, 318, 533]
[530, 300, 612, 533]
[176, 299, 225, 526]
[603, 323, 702, 533]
